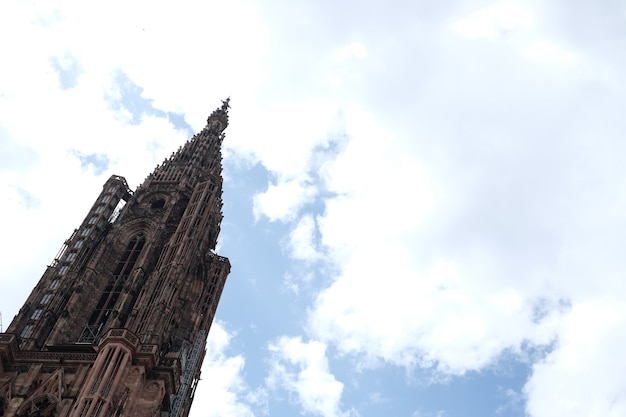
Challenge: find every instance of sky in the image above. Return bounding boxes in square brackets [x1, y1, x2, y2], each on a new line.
[1, 1, 626, 416]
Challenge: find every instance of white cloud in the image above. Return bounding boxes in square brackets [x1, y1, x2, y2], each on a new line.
[232, 98, 341, 179]
[524, 299, 626, 417]
[189, 322, 259, 417]
[267, 336, 354, 417]
[288, 214, 320, 262]
[524, 41, 578, 65]
[253, 177, 317, 222]
[309, 250, 562, 373]
[333, 43, 368, 61]
[453, 2, 534, 40]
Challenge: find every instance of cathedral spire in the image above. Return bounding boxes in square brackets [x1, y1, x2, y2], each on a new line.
[140, 100, 230, 189]
[211, 97, 230, 121]
[0, 101, 232, 417]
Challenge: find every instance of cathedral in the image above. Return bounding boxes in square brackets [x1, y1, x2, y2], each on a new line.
[0, 100, 232, 416]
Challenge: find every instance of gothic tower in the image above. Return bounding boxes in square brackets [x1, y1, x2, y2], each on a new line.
[0, 100, 232, 417]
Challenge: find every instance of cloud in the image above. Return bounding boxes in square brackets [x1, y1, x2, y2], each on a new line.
[287, 214, 320, 262]
[189, 322, 260, 417]
[241, 3, 626, 414]
[524, 300, 626, 417]
[452, 2, 534, 39]
[267, 336, 355, 417]
[253, 178, 317, 222]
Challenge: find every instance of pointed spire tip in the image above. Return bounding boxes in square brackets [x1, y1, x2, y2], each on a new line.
[221, 97, 230, 113]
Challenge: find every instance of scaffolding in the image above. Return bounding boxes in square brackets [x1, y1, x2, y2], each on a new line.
[76, 323, 103, 344]
[170, 329, 206, 417]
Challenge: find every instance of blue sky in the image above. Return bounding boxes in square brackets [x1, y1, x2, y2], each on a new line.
[2, 1, 626, 416]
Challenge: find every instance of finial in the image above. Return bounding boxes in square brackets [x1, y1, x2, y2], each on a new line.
[207, 98, 231, 127]
[221, 97, 230, 112]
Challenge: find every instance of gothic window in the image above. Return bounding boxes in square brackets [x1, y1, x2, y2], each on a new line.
[91, 400, 104, 417]
[113, 235, 145, 276]
[151, 198, 165, 209]
[16, 395, 58, 417]
[31, 309, 43, 320]
[88, 216, 98, 224]
[95, 205, 104, 213]
[78, 399, 93, 417]
[102, 195, 111, 203]
[88, 235, 145, 327]
[50, 279, 60, 289]
[20, 324, 34, 338]
[58, 265, 69, 275]
[75, 239, 84, 249]
[41, 293, 53, 304]
[67, 251, 77, 261]
[81, 227, 91, 236]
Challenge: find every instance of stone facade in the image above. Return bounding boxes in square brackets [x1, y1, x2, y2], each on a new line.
[0, 100, 232, 417]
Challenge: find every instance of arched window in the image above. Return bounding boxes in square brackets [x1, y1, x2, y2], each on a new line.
[151, 198, 165, 209]
[88, 235, 145, 327]
[16, 394, 57, 417]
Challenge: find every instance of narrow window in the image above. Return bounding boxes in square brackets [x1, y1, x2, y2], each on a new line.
[75, 239, 84, 248]
[67, 252, 77, 261]
[91, 399, 104, 417]
[50, 279, 60, 289]
[95, 205, 104, 213]
[102, 195, 111, 203]
[41, 293, 53, 304]
[58, 265, 69, 275]
[31, 309, 43, 320]
[79, 399, 93, 417]
[88, 216, 98, 225]
[20, 324, 34, 338]
[89, 234, 145, 326]
[81, 228, 91, 236]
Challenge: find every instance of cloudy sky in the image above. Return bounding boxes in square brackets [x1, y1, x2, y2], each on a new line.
[2, 1, 626, 416]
